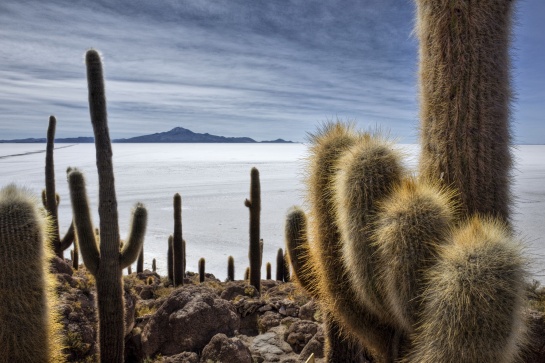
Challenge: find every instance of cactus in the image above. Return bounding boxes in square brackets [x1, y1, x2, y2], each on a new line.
[127, 265, 132, 275]
[227, 255, 235, 281]
[199, 257, 205, 283]
[167, 235, 173, 282]
[402, 217, 527, 363]
[266, 262, 271, 280]
[173, 193, 184, 286]
[416, 0, 514, 225]
[152, 258, 156, 272]
[71, 239, 79, 270]
[373, 179, 455, 331]
[44, 115, 75, 258]
[67, 49, 147, 363]
[284, 206, 315, 295]
[244, 167, 261, 292]
[137, 246, 144, 273]
[305, 123, 398, 361]
[283, 251, 291, 282]
[276, 248, 284, 281]
[0, 185, 65, 363]
[244, 267, 250, 281]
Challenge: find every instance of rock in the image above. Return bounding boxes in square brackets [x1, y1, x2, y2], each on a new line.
[220, 281, 259, 300]
[284, 320, 319, 354]
[158, 352, 199, 363]
[50, 256, 74, 275]
[298, 300, 317, 322]
[250, 326, 294, 362]
[141, 285, 240, 357]
[299, 326, 324, 361]
[124, 288, 137, 335]
[258, 311, 282, 333]
[200, 333, 252, 363]
[139, 285, 155, 300]
[234, 296, 265, 336]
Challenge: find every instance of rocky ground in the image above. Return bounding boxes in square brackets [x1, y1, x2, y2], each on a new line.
[51, 257, 545, 363]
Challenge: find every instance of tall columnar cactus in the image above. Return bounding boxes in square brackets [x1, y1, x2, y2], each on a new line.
[305, 123, 398, 361]
[167, 235, 173, 282]
[198, 257, 206, 283]
[402, 217, 526, 363]
[44, 115, 75, 258]
[227, 255, 235, 281]
[173, 193, 184, 286]
[275, 248, 284, 281]
[0, 185, 65, 363]
[416, 0, 514, 225]
[67, 49, 148, 363]
[244, 167, 261, 292]
[283, 251, 291, 282]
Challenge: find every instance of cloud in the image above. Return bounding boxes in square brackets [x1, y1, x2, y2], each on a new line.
[1, 0, 541, 143]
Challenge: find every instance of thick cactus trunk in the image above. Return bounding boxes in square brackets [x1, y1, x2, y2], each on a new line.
[417, 0, 514, 225]
[173, 193, 184, 286]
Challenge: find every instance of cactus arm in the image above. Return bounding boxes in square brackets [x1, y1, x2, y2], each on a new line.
[67, 168, 100, 276]
[59, 220, 75, 251]
[120, 203, 147, 269]
[284, 206, 315, 294]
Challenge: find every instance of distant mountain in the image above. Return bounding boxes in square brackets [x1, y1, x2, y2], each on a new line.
[0, 127, 293, 143]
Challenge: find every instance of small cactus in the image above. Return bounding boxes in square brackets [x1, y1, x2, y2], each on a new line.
[137, 246, 144, 273]
[245, 167, 261, 292]
[152, 258, 156, 272]
[266, 262, 272, 280]
[244, 267, 250, 281]
[198, 257, 205, 283]
[276, 248, 284, 281]
[173, 193, 184, 286]
[284, 206, 314, 295]
[167, 235, 173, 282]
[227, 255, 235, 281]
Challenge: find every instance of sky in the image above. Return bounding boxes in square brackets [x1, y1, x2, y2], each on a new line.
[0, 0, 543, 143]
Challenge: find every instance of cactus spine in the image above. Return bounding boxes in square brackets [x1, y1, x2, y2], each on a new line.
[0, 185, 65, 363]
[227, 255, 235, 281]
[306, 123, 397, 361]
[67, 49, 147, 363]
[44, 115, 75, 258]
[198, 257, 205, 283]
[245, 167, 261, 292]
[417, 0, 514, 225]
[403, 217, 526, 363]
[173, 193, 184, 286]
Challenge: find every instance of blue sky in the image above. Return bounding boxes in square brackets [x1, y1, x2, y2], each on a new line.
[0, 0, 543, 143]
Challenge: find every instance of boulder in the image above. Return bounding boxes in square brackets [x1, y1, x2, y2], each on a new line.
[200, 333, 252, 363]
[284, 320, 319, 354]
[141, 285, 240, 357]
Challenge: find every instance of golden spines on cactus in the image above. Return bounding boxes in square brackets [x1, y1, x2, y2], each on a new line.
[0, 185, 65, 363]
[416, 0, 514, 225]
[284, 206, 316, 296]
[333, 133, 404, 326]
[403, 216, 527, 363]
[305, 122, 398, 361]
[373, 178, 455, 331]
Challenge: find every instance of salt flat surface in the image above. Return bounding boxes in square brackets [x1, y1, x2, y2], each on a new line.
[0, 143, 543, 282]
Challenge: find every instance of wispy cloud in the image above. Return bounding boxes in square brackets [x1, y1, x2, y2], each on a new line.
[0, 0, 542, 143]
